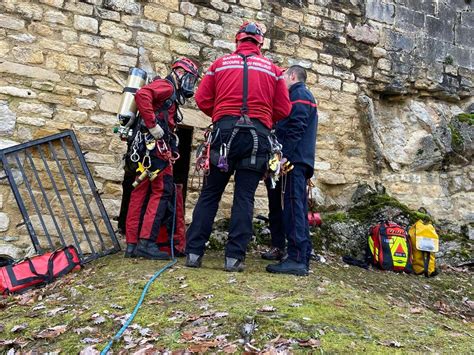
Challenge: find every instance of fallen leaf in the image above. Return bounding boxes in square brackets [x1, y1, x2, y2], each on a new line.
[79, 345, 100, 355]
[93, 316, 106, 325]
[111, 304, 124, 310]
[74, 326, 98, 334]
[223, 344, 237, 353]
[188, 340, 219, 353]
[0, 338, 29, 347]
[47, 307, 66, 316]
[180, 284, 189, 289]
[131, 345, 157, 355]
[380, 340, 403, 348]
[139, 328, 151, 337]
[35, 324, 67, 339]
[181, 330, 194, 341]
[17, 293, 33, 305]
[194, 294, 214, 300]
[32, 304, 46, 311]
[465, 300, 474, 309]
[81, 337, 100, 344]
[11, 323, 28, 333]
[410, 307, 423, 314]
[289, 303, 302, 308]
[258, 305, 276, 312]
[298, 338, 321, 348]
[214, 312, 229, 318]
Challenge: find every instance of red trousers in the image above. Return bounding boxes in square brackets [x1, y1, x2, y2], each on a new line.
[126, 165, 174, 244]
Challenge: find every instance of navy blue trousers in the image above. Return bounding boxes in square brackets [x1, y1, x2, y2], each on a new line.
[266, 164, 312, 265]
[186, 124, 269, 261]
[185, 165, 262, 260]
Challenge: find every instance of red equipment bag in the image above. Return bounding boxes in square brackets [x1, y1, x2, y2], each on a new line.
[308, 212, 322, 227]
[157, 184, 186, 255]
[0, 246, 81, 296]
[367, 221, 412, 273]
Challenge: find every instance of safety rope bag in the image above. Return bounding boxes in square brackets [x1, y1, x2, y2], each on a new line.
[0, 246, 81, 296]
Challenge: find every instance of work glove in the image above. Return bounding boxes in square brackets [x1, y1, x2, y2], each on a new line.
[148, 124, 164, 140]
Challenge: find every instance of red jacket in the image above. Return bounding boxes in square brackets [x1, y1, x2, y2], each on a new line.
[195, 41, 291, 129]
[135, 78, 176, 130]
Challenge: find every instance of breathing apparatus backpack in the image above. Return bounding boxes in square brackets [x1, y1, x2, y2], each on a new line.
[367, 221, 412, 273]
[408, 220, 439, 277]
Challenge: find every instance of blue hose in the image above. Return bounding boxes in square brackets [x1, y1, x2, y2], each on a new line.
[101, 184, 178, 354]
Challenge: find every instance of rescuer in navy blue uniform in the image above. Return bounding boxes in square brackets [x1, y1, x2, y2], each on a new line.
[185, 22, 291, 272]
[265, 65, 318, 276]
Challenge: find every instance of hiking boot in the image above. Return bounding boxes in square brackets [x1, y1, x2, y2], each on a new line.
[185, 253, 203, 268]
[261, 247, 286, 261]
[224, 257, 244, 272]
[136, 239, 170, 260]
[266, 259, 308, 276]
[124, 243, 137, 258]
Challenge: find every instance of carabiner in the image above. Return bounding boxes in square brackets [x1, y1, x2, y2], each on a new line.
[220, 143, 227, 158]
[157, 140, 169, 154]
[142, 152, 151, 169]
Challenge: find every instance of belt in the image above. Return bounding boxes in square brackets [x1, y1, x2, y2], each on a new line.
[215, 116, 270, 135]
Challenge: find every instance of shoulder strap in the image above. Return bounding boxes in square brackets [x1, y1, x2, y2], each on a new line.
[238, 54, 253, 116]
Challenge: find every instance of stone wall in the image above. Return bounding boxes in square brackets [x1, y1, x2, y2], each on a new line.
[0, 0, 473, 256]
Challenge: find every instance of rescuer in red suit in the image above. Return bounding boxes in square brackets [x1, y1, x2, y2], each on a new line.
[125, 58, 199, 259]
[185, 22, 292, 271]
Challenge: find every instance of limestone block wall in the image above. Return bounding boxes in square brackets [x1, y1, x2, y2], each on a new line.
[0, 0, 472, 255]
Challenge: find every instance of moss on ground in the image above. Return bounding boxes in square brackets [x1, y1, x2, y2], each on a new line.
[0, 252, 472, 353]
[449, 123, 464, 151]
[348, 193, 432, 224]
[457, 113, 474, 125]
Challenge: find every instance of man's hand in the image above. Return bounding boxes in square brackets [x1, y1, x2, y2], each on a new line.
[148, 125, 164, 139]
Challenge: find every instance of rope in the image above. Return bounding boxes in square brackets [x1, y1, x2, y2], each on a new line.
[101, 184, 178, 354]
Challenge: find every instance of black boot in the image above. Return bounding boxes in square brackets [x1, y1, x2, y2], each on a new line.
[185, 253, 203, 268]
[136, 239, 170, 260]
[266, 259, 308, 276]
[224, 257, 244, 272]
[124, 243, 137, 258]
[261, 247, 286, 261]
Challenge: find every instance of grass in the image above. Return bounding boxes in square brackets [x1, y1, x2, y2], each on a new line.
[0, 251, 472, 353]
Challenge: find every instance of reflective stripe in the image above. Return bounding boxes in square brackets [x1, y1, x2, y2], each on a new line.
[215, 64, 278, 79]
[291, 99, 317, 107]
[277, 75, 285, 80]
[206, 71, 215, 75]
[215, 65, 244, 72]
[248, 66, 276, 78]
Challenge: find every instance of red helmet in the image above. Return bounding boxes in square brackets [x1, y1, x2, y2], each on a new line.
[235, 21, 264, 45]
[171, 57, 199, 77]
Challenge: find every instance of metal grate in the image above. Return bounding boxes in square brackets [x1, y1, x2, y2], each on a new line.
[0, 130, 121, 263]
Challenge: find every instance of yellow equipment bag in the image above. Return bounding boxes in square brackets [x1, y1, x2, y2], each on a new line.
[408, 220, 439, 277]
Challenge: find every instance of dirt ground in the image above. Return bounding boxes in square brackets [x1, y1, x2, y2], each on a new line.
[1, 251, 473, 353]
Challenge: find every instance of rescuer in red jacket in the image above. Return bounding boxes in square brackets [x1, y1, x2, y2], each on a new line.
[125, 58, 199, 259]
[185, 22, 292, 271]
